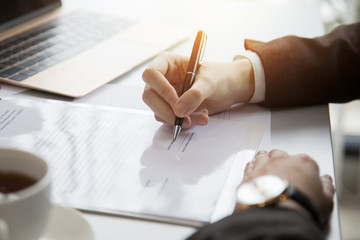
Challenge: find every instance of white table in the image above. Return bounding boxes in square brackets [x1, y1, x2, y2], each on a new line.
[17, 0, 341, 239]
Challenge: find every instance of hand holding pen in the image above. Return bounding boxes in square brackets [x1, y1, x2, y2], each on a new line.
[142, 31, 255, 139]
[173, 30, 207, 140]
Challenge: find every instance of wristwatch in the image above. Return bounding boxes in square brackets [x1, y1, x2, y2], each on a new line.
[235, 175, 322, 227]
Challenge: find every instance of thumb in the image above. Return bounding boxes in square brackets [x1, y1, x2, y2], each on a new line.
[319, 174, 335, 221]
[173, 77, 214, 117]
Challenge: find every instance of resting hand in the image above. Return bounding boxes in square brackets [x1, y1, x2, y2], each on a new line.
[243, 149, 335, 223]
[142, 52, 254, 128]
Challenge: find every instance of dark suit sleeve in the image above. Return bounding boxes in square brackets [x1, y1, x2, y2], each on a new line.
[186, 208, 325, 240]
[245, 22, 360, 107]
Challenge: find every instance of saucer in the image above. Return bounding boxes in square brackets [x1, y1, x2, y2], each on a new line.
[40, 204, 94, 240]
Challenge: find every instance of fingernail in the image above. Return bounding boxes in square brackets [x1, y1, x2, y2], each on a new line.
[256, 150, 267, 157]
[201, 108, 209, 114]
[246, 161, 255, 168]
[324, 174, 333, 181]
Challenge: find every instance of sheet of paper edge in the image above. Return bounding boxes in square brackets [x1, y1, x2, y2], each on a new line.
[66, 203, 207, 228]
[210, 122, 264, 223]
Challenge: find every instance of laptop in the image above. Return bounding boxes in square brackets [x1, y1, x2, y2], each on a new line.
[0, 0, 188, 98]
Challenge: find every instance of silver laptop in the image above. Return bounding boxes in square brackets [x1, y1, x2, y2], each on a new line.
[0, 0, 187, 97]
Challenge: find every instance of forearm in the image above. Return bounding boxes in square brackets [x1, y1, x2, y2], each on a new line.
[186, 207, 325, 240]
[245, 22, 360, 107]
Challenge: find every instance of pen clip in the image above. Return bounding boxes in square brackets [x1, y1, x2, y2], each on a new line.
[199, 33, 207, 65]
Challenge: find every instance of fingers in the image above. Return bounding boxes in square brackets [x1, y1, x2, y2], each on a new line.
[173, 76, 215, 118]
[142, 52, 186, 125]
[143, 53, 228, 127]
[146, 52, 172, 75]
[242, 161, 255, 183]
[268, 149, 289, 158]
[321, 175, 334, 197]
[320, 174, 335, 218]
[146, 52, 187, 78]
[242, 150, 268, 183]
[142, 69, 179, 108]
[243, 149, 318, 182]
[153, 108, 209, 129]
[187, 109, 210, 127]
[254, 150, 269, 162]
[143, 55, 213, 127]
[143, 85, 177, 125]
[241, 149, 335, 223]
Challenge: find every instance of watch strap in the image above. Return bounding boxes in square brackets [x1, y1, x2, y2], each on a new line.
[286, 183, 323, 228]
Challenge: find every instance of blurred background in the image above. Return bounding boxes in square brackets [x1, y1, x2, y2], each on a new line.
[319, 0, 360, 239]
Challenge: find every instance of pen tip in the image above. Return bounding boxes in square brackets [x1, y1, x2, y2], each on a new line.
[173, 125, 181, 141]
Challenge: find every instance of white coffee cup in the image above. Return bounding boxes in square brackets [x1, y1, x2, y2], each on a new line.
[0, 148, 51, 240]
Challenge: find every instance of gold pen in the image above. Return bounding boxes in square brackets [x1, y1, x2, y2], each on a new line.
[173, 30, 207, 141]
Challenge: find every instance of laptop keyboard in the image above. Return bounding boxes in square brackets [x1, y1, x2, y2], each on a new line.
[0, 11, 134, 81]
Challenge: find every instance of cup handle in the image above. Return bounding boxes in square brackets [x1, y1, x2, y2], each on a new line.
[0, 219, 9, 240]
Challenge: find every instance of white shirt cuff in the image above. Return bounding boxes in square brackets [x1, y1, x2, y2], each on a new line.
[233, 50, 265, 103]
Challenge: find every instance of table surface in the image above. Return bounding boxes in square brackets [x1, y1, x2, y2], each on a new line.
[15, 0, 341, 239]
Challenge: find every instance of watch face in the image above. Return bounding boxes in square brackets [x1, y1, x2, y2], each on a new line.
[236, 175, 288, 205]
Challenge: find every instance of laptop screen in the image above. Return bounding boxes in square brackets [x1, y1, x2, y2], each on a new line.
[0, 0, 61, 32]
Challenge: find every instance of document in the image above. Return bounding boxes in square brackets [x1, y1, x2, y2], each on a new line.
[0, 97, 263, 225]
[74, 84, 271, 150]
